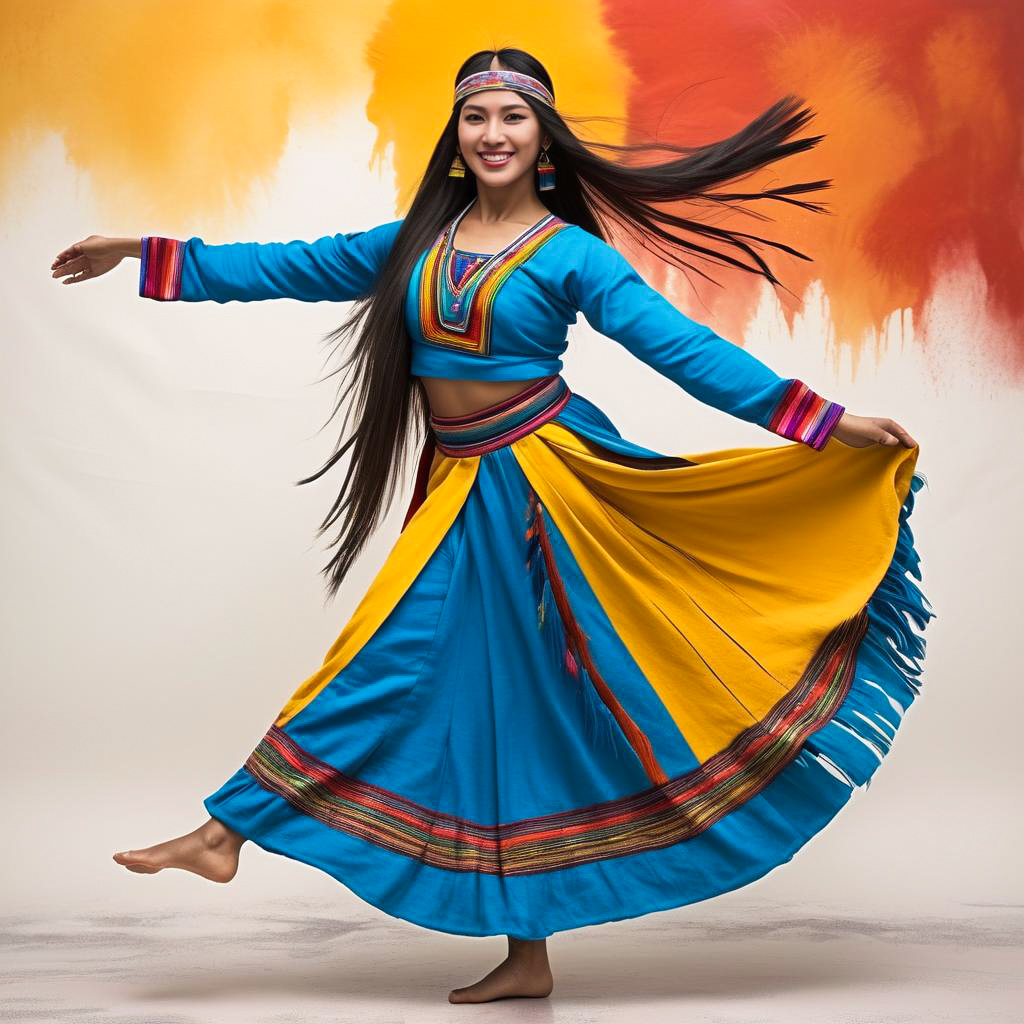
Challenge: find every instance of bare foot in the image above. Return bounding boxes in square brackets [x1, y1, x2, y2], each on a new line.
[448, 936, 554, 1003]
[112, 817, 244, 883]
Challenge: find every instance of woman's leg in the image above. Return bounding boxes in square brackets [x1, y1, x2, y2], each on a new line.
[112, 815, 245, 883]
[448, 936, 554, 1003]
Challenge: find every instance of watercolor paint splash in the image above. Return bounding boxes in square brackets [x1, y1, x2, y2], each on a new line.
[2, 1, 1020, 376]
[603, 0, 1024, 375]
[0, 2, 383, 222]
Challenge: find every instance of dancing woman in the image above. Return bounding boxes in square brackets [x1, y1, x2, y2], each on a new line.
[52, 48, 931, 1004]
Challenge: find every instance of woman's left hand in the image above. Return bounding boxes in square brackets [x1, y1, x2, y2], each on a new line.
[831, 411, 917, 448]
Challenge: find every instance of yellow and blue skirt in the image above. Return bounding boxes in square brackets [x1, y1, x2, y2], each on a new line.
[204, 374, 932, 939]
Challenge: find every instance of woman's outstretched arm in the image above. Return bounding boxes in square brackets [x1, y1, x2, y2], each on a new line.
[51, 220, 405, 304]
[567, 230, 915, 450]
[139, 220, 404, 302]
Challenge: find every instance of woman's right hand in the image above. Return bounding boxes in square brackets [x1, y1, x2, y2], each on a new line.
[51, 235, 140, 286]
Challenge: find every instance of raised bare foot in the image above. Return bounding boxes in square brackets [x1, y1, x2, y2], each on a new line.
[112, 817, 244, 883]
[448, 936, 553, 1003]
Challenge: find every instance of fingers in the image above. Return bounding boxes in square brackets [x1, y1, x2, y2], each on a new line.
[51, 242, 83, 270]
[51, 253, 89, 280]
[880, 417, 918, 448]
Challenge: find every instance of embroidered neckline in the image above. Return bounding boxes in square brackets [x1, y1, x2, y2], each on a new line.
[418, 200, 570, 356]
[450, 251, 489, 290]
[444, 199, 555, 302]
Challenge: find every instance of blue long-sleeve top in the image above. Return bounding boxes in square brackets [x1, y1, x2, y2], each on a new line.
[138, 201, 844, 449]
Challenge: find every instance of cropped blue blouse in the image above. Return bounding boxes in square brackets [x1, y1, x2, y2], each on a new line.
[138, 202, 845, 449]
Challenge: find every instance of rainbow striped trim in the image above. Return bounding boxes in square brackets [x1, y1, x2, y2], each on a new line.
[768, 379, 845, 449]
[454, 69, 555, 109]
[241, 609, 868, 876]
[430, 374, 571, 457]
[419, 202, 568, 356]
[139, 236, 185, 301]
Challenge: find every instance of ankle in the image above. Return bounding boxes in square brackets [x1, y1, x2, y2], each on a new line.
[507, 936, 549, 963]
[201, 817, 244, 850]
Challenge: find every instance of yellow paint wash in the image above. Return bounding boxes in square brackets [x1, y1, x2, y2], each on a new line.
[0, 3, 385, 220]
[363, 0, 630, 206]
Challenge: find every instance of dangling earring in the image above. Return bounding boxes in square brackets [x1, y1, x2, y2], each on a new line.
[449, 150, 466, 178]
[537, 145, 556, 191]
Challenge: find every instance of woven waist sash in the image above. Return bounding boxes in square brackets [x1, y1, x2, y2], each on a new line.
[429, 374, 571, 457]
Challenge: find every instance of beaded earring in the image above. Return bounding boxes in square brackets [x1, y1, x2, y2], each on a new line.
[449, 151, 466, 178]
[537, 146, 556, 191]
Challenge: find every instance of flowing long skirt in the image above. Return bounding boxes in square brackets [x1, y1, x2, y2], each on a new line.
[204, 374, 932, 939]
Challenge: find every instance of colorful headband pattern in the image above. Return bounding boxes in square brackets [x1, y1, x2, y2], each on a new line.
[454, 69, 555, 109]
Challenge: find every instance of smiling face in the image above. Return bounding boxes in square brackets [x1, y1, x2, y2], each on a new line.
[456, 88, 550, 188]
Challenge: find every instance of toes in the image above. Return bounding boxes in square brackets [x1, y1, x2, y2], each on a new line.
[113, 850, 160, 872]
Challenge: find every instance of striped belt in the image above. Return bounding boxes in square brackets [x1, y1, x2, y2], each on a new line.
[429, 374, 571, 457]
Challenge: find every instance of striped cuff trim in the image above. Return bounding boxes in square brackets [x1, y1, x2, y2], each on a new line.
[139, 236, 185, 300]
[768, 379, 845, 450]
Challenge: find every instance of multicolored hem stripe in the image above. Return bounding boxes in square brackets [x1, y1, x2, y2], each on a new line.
[768, 378, 845, 449]
[419, 200, 569, 356]
[241, 608, 868, 876]
[429, 374, 571, 457]
[139, 236, 185, 301]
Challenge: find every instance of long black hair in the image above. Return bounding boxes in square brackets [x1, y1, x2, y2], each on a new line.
[299, 46, 831, 601]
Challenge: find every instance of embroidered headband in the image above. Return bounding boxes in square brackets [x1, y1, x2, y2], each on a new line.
[454, 69, 555, 109]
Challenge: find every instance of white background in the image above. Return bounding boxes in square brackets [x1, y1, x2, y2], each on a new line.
[2, 104, 1016, 927]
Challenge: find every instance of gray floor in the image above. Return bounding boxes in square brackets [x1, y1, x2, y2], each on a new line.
[2, 897, 1021, 1023]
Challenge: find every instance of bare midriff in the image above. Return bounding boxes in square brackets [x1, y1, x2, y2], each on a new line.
[418, 375, 550, 419]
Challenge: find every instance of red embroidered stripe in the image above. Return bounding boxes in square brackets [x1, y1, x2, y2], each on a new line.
[139, 236, 185, 300]
[524, 487, 667, 786]
[768, 379, 845, 450]
[241, 609, 868, 875]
